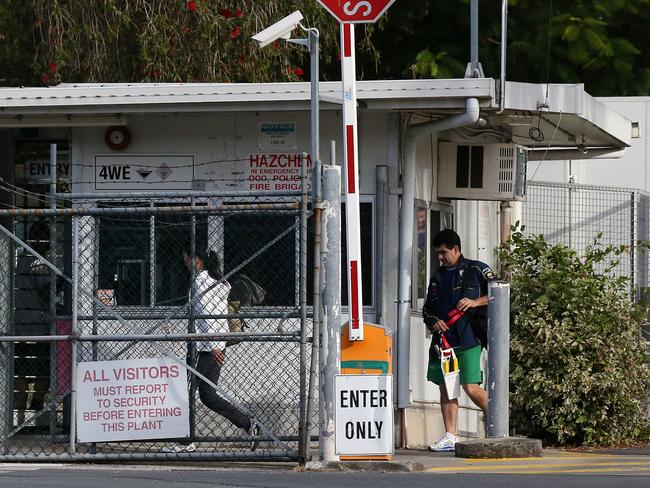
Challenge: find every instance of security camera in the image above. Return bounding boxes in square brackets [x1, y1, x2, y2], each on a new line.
[252, 11, 304, 48]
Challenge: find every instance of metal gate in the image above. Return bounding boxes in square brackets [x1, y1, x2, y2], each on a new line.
[0, 184, 316, 461]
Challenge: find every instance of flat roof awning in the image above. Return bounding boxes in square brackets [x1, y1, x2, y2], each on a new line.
[0, 79, 631, 151]
[499, 81, 631, 155]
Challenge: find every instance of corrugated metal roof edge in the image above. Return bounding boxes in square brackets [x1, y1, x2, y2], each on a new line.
[0, 79, 496, 108]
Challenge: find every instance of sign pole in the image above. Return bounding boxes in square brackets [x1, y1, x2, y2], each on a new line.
[340, 22, 364, 341]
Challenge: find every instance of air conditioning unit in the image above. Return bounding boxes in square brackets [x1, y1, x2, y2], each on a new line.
[437, 142, 528, 201]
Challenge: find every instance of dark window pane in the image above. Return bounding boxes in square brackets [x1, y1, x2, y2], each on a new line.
[417, 208, 427, 299]
[97, 205, 210, 307]
[456, 145, 470, 188]
[470, 146, 484, 188]
[154, 214, 208, 306]
[224, 214, 296, 306]
[341, 202, 373, 307]
[98, 215, 150, 306]
[429, 210, 441, 276]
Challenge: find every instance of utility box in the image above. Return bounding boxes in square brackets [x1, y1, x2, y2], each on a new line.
[438, 142, 528, 201]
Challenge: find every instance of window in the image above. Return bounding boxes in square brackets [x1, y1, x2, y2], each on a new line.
[306, 201, 374, 308]
[429, 210, 441, 276]
[97, 200, 375, 309]
[223, 213, 296, 307]
[456, 145, 484, 189]
[155, 214, 207, 306]
[416, 207, 427, 301]
[98, 214, 151, 306]
[429, 208, 454, 276]
[98, 206, 207, 307]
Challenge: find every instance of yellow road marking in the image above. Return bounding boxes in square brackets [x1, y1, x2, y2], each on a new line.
[494, 467, 650, 475]
[463, 454, 617, 462]
[426, 461, 650, 473]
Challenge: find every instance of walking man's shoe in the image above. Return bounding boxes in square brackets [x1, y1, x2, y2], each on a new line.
[161, 442, 197, 453]
[428, 432, 458, 452]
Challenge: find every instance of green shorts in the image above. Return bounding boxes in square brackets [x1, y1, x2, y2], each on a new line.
[427, 344, 483, 385]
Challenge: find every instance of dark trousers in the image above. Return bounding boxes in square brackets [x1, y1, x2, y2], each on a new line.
[194, 351, 251, 431]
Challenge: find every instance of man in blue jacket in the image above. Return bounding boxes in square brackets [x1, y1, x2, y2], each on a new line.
[422, 229, 495, 452]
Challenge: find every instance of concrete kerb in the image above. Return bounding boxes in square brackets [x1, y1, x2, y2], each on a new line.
[303, 460, 425, 472]
[455, 437, 543, 459]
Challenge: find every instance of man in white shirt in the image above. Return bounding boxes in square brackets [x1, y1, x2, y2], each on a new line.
[163, 248, 259, 453]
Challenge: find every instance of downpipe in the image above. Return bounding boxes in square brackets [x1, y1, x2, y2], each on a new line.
[497, 0, 508, 114]
[397, 98, 481, 416]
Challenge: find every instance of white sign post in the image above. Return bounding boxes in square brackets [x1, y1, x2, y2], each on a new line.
[318, 0, 398, 341]
[76, 357, 190, 443]
[335, 374, 393, 455]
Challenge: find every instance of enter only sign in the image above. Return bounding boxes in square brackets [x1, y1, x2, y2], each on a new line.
[335, 375, 393, 455]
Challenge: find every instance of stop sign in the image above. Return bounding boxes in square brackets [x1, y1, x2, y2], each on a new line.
[318, 0, 398, 23]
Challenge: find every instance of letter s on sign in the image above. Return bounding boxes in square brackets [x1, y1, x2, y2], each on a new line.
[343, 1, 372, 17]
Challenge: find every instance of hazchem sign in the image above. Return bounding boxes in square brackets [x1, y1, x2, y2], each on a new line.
[76, 357, 189, 443]
[247, 153, 312, 192]
[335, 374, 393, 455]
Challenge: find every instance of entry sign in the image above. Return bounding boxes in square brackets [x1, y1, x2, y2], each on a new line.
[335, 375, 393, 455]
[317, 0, 398, 23]
[76, 357, 190, 443]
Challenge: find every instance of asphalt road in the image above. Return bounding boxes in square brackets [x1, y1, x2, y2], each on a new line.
[1, 465, 650, 488]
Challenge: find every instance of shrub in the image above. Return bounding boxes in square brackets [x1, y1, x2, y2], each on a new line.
[499, 229, 649, 446]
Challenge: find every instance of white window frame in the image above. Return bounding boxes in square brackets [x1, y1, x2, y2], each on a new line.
[411, 200, 454, 312]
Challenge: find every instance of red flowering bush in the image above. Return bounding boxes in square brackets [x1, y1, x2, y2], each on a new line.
[27, 0, 346, 84]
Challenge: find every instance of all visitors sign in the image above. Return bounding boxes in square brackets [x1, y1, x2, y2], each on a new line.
[335, 375, 393, 455]
[76, 357, 190, 443]
[317, 0, 398, 23]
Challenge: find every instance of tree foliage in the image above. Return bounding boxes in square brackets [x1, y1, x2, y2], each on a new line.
[2, 1, 650, 95]
[1, 0, 353, 85]
[363, 0, 650, 96]
[499, 229, 650, 446]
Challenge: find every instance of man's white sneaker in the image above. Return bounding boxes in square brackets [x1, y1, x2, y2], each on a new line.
[428, 432, 458, 452]
[161, 442, 196, 453]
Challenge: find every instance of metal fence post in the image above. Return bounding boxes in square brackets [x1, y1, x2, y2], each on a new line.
[303, 159, 322, 460]
[0, 230, 11, 454]
[319, 164, 341, 462]
[69, 216, 79, 453]
[298, 152, 309, 463]
[487, 281, 510, 438]
[189, 201, 197, 441]
[49, 143, 58, 438]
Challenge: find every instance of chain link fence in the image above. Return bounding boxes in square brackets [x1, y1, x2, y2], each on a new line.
[0, 187, 317, 461]
[523, 181, 650, 297]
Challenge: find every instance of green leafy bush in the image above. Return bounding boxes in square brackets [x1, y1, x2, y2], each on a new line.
[499, 229, 649, 446]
